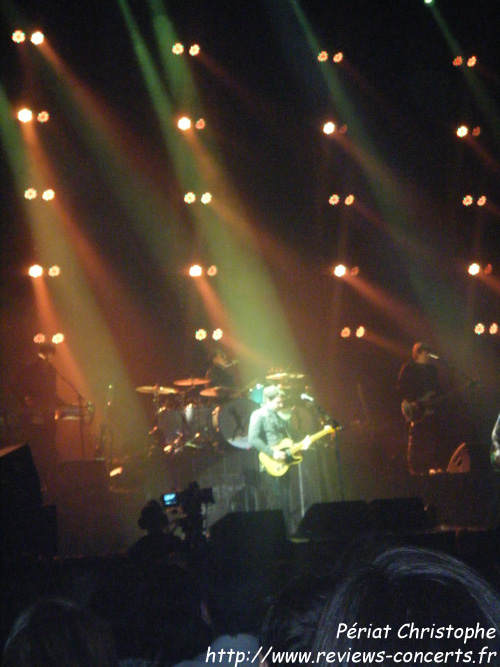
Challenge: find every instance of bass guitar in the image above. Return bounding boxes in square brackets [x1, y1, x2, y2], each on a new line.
[401, 381, 477, 424]
[259, 425, 336, 477]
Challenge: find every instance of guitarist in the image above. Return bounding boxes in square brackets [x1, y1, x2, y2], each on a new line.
[397, 342, 455, 475]
[248, 385, 299, 524]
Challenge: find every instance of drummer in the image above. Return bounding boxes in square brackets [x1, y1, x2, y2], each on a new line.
[205, 348, 237, 388]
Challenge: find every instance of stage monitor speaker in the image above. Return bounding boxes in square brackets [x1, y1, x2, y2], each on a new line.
[209, 510, 286, 574]
[295, 501, 371, 541]
[369, 497, 429, 531]
[447, 443, 471, 473]
[0, 443, 43, 558]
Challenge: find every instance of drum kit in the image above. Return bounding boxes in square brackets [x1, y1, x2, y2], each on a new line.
[136, 370, 320, 455]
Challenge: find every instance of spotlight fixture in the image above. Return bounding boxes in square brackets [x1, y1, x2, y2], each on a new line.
[344, 195, 355, 206]
[333, 52, 343, 63]
[477, 196, 487, 207]
[468, 263, 480, 275]
[323, 122, 335, 135]
[318, 51, 328, 62]
[18, 108, 33, 123]
[42, 189, 55, 201]
[467, 56, 477, 68]
[48, 265, 61, 277]
[30, 31, 44, 45]
[453, 56, 463, 67]
[195, 329, 207, 341]
[12, 30, 26, 43]
[340, 327, 351, 338]
[189, 265, 202, 277]
[184, 192, 196, 204]
[472, 127, 481, 137]
[33, 333, 46, 343]
[212, 329, 223, 341]
[195, 118, 206, 130]
[172, 43, 184, 55]
[37, 111, 50, 123]
[178, 117, 191, 131]
[462, 196, 473, 206]
[200, 193, 212, 204]
[29, 264, 43, 278]
[333, 264, 347, 277]
[474, 323, 484, 335]
[356, 326, 365, 338]
[24, 189, 37, 200]
[189, 44, 200, 56]
[456, 126, 468, 138]
[490, 324, 498, 335]
[329, 194, 340, 206]
[207, 265, 217, 276]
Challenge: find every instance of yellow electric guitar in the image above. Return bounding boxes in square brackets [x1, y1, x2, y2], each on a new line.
[259, 425, 336, 477]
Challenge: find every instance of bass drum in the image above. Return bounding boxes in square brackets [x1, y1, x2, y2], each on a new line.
[157, 407, 185, 443]
[213, 398, 259, 449]
[185, 403, 215, 439]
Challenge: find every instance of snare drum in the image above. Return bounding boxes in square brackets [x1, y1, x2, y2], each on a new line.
[157, 407, 185, 443]
[213, 397, 259, 449]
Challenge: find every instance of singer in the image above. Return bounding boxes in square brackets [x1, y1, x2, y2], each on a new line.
[397, 342, 459, 475]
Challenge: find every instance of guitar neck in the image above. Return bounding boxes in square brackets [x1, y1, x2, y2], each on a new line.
[290, 427, 334, 455]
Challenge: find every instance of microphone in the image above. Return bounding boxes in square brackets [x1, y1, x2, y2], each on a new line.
[428, 353, 439, 360]
[301, 393, 315, 402]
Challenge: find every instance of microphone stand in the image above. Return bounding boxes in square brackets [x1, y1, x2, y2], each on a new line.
[44, 357, 90, 460]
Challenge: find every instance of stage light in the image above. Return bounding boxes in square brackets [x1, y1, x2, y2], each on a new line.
[318, 51, 328, 62]
[172, 43, 184, 55]
[42, 189, 55, 201]
[109, 466, 123, 477]
[29, 264, 43, 278]
[339, 124, 348, 134]
[195, 118, 206, 130]
[184, 192, 196, 203]
[178, 116, 191, 130]
[329, 194, 340, 206]
[356, 326, 365, 338]
[474, 323, 485, 335]
[12, 31, 26, 43]
[351, 266, 359, 275]
[195, 329, 207, 341]
[18, 108, 33, 123]
[33, 333, 46, 343]
[341, 327, 351, 338]
[323, 122, 335, 135]
[48, 265, 61, 277]
[344, 195, 355, 205]
[212, 329, 223, 341]
[333, 52, 343, 63]
[467, 56, 477, 68]
[37, 111, 50, 123]
[189, 264, 202, 277]
[207, 265, 218, 276]
[424, 0, 434, 5]
[477, 196, 487, 206]
[334, 264, 346, 277]
[468, 263, 480, 275]
[201, 193, 212, 204]
[462, 195, 473, 206]
[52, 333, 64, 344]
[30, 31, 44, 45]
[484, 264, 493, 275]
[189, 44, 200, 56]
[457, 125, 468, 138]
[24, 188, 37, 200]
[472, 127, 481, 136]
[490, 324, 498, 335]
[453, 56, 463, 67]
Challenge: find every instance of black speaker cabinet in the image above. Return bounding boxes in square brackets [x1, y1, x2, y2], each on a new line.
[296, 500, 372, 541]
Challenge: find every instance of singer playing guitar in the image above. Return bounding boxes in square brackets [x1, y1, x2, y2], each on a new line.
[397, 342, 459, 475]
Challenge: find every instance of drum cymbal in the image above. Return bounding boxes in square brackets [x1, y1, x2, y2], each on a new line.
[266, 372, 305, 381]
[136, 385, 178, 395]
[200, 386, 239, 398]
[173, 377, 210, 386]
